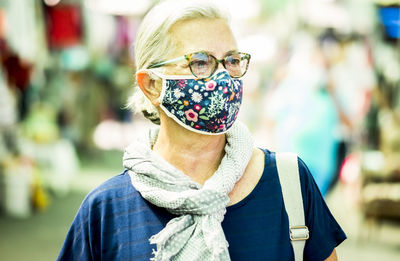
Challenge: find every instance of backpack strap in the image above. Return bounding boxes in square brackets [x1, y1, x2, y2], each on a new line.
[276, 152, 309, 261]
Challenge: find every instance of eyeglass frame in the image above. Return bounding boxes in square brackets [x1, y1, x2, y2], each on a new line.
[148, 51, 251, 78]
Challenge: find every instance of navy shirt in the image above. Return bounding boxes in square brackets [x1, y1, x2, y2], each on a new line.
[57, 149, 346, 261]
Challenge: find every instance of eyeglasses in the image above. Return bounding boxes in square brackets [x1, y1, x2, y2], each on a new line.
[148, 51, 251, 78]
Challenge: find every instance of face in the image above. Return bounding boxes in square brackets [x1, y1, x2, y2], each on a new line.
[163, 18, 238, 76]
[149, 18, 243, 134]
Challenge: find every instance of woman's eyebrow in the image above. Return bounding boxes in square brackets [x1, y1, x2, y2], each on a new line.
[224, 49, 239, 56]
[199, 49, 239, 57]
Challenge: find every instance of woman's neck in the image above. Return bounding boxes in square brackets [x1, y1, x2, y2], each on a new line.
[153, 117, 226, 185]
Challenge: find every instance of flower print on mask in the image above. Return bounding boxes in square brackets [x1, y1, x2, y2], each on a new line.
[194, 104, 201, 111]
[177, 80, 186, 89]
[155, 70, 243, 135]
[185, 109, 198, 122]
[205, 80, 217, 91]
[191, 92, 202, 103]
[174, 89, 185, 99]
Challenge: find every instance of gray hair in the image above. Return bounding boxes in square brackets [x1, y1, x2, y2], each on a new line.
[127, 0, 229, 124]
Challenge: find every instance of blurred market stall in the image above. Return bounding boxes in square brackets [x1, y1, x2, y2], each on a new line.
[0, 2, 399, 254]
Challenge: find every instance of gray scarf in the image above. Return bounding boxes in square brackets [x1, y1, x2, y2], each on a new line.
[122, 121, 253, 260]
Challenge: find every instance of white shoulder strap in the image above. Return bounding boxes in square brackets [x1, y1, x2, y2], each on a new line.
[276, 152, 309, 261]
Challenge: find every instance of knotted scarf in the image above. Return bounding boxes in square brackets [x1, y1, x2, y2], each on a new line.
[122, 121, 253, 260]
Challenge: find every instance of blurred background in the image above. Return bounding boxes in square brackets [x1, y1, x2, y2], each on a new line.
[0, 0, 399, 260]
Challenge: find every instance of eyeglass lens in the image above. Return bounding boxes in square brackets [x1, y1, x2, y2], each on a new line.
[189, 52, 249, 78]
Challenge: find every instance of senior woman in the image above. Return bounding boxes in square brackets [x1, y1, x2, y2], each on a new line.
[57, 0, 346, 260]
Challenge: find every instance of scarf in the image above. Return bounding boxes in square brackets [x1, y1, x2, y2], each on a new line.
[122, 121, 254, 260]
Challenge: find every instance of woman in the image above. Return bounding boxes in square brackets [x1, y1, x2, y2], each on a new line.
[57, 1, 346, 260]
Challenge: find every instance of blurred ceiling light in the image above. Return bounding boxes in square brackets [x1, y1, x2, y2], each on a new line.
[44, 0, 61, 6]
[301, 0, 350, 30]
[84, 0, 153, 16]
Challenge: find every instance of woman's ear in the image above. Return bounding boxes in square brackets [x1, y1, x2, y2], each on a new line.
[136, 70, 161, 107]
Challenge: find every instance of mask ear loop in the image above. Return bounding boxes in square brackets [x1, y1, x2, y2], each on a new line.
[148, 68, 202, 80]
[137, 68, 163, 81]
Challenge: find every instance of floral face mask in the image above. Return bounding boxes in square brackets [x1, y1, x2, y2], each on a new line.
[151, 70, 243, 135]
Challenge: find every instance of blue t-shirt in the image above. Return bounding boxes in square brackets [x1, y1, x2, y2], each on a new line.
[57, 149, 346, 261]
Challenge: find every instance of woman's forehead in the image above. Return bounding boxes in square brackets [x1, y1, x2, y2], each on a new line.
[168, 18, 237, 57]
